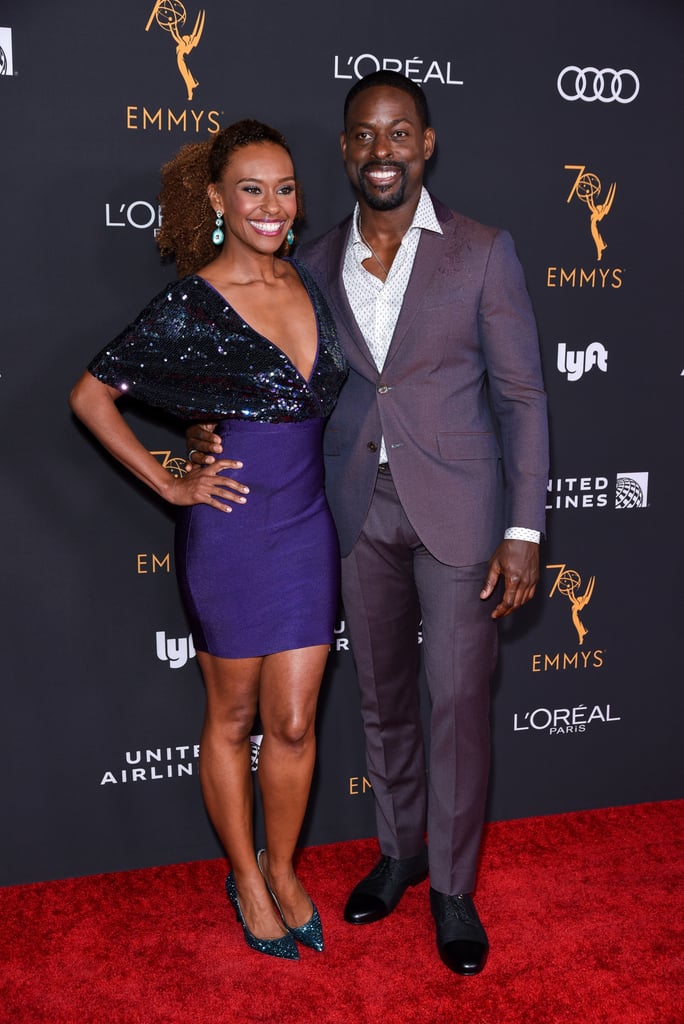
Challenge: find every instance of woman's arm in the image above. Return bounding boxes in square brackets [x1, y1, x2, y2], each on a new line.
[69, 371, 247, 512]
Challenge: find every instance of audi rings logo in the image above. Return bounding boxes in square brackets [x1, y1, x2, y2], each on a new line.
[557, 66, 640, 104]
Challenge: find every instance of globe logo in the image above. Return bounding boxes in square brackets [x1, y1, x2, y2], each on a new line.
[615, 476, 644, 509]
[0, 46, 7, 76]
[155, 0, 187, 31]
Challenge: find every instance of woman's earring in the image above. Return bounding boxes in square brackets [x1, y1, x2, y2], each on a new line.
[286, 228, 295, 247]
[212, 211, 224, 246]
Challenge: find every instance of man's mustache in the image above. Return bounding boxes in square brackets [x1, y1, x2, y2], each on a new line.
[360, 161, 406, 174]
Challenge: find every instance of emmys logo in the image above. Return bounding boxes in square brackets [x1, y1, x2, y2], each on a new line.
[532, 562, 604, 672]
[0, 26, 13, 76]
[615, 472, 648, 509]
[547, 563, 595, 646]
[547, 164, 623, 289]
[557, 342, 608, 381]
[127, 3, 219, 133]
[565, 164, 616, 262]
[146, 0, 205, 101]
[151, 450, 188, 478]
[137, 553, 172, 574]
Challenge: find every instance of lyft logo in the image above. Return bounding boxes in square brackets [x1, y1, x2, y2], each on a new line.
[557, 342, 608, 381]
[155, 631, 196, 669]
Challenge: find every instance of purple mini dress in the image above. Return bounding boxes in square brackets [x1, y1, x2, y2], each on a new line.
[88, 261, 348, 659]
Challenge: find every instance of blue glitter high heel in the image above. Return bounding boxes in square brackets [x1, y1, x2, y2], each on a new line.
[257, 849, 324, 952]
[225, 871, 299, 960]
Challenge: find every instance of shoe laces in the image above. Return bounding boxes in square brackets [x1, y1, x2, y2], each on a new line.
[441, 894, 477, 927]
[369, 856, 395, 880]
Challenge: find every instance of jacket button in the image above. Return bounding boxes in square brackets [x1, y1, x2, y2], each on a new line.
[366, 441, 378, 452]
[377, 385, 389, 394]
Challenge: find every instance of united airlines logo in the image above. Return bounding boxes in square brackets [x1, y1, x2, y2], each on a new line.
[146, 1, 205, 101]
[557, 66, 640, 104]
[0, 27, 14, 76]
[546, 471, 649, 511]
[615, 472, 649, 509]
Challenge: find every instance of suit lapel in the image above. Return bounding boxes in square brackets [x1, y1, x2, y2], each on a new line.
[325, 218, 379, 376]
[383, 224, 448, 370]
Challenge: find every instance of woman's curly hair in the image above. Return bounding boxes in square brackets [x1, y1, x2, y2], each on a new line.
[157, 119, 303, 277]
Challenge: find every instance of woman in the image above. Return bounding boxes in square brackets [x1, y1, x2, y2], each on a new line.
[70, 121, 348, 960]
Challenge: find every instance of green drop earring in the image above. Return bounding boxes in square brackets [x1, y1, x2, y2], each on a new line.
[212, 211, 224, 246]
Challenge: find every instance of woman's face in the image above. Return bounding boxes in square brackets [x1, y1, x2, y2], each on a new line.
[209, 141, 297, 255]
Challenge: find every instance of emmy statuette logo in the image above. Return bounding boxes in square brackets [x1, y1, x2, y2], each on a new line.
[146, 0, 205, 101]
[547, 164, 622, 289]
[531, 563, 603, 673]
[565, 164, 616, 262]
[151, 450, 189, 478]
[547, 563, 595, 646]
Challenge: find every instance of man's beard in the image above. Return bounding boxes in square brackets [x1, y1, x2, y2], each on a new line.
[357, 162, 408, 210]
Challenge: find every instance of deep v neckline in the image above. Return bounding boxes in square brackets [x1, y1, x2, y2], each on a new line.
[194, 261, 321, 384]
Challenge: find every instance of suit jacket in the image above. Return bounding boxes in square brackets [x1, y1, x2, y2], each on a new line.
[297, 195, 549, 565]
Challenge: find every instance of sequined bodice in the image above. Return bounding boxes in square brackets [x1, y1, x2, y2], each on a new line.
[88, 260, 347, 422]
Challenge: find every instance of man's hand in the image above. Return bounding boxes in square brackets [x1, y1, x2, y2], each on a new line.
[480, 540, 540, 619]
[166, 461, 249, 511]
[183, 422, 249, 503]
[185, 422, 224, 468]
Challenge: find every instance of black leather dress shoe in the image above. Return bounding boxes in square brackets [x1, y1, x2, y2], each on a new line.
[429, 888, 489, 975]
[344, 852, 428, 924]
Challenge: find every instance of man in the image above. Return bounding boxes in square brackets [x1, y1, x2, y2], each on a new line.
[188, 71, 549, 975]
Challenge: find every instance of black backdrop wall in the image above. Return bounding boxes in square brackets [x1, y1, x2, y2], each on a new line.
[1, 0, 682, 886]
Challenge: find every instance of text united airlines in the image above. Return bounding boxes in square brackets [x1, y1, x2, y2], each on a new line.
[546, 476, 609, 509]
[100, 744, 199, 785]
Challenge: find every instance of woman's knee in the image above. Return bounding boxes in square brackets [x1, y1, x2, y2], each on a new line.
[266, 711, 315, 750]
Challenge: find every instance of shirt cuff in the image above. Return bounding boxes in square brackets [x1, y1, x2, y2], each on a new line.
[504, 527, 540, 544]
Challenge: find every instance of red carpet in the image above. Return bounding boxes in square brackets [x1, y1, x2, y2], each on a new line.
[1, 801, 682, 1024]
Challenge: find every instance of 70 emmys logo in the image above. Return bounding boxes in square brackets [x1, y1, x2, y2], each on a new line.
[547, 563, 595, 646]
[151, 450, 188, 478]
[547, 164, 622, 289]
[531, 562, 604, 673]
[565, 164, 616, 262]
[146, 0, 205, 101]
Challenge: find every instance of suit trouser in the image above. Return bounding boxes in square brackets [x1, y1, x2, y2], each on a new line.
[341, 469, 497, 895]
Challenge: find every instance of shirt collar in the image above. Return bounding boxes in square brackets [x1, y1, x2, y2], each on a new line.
[350, 187, 443, 247]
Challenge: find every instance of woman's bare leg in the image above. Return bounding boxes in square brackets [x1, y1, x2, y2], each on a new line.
[257, 644, 329, 927]
[197, 650, 287, 940]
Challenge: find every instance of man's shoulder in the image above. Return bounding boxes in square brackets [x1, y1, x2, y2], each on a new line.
[430, 194, 502, 245]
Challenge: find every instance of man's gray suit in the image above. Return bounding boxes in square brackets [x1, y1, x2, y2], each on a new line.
[299, 195, 548, 894]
